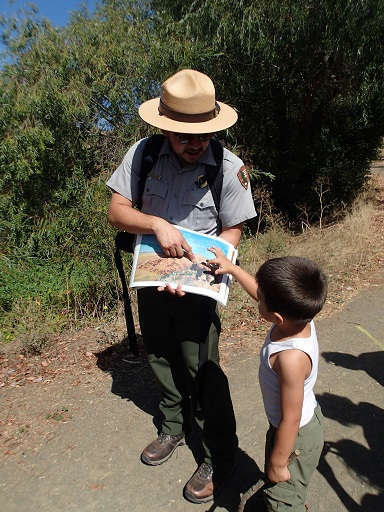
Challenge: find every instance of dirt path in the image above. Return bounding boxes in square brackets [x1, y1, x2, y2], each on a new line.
[1, 263, 384, 512]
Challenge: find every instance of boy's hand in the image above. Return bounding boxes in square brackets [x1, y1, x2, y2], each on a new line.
[206, 246, 236, 275]
[267, 463, 291, 483]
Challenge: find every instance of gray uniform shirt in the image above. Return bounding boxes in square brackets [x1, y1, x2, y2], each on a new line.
[106, 137, 256, 236]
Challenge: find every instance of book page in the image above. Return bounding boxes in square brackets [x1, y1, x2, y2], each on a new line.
[129, 226, 237, 306]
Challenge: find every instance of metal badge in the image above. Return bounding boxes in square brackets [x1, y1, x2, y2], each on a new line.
[195, 174, 208, 188]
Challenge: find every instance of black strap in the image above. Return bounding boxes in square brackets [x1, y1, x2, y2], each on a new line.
[139, 134, 223, 211]
[113, 135, 164, 356]
[206, 138, 224, 213]
[136, 134, 165, 210]
[114, 238, 138, 356]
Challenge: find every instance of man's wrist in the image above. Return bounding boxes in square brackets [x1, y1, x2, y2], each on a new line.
[151, 216, 168, 236]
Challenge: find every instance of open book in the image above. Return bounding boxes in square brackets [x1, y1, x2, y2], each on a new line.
[129, 226, 238, 306]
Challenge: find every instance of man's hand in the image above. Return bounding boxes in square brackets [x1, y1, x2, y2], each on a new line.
[157, 283, 186, 297]
[108, 193, 195, 261]
[154, 221, 195, 261]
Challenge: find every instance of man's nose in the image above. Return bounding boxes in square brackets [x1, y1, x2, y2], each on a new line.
[188, 135, 202, 148]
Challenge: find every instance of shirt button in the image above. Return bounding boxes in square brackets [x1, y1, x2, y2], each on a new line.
[174, 193, 178, 198]
[200, 203, 204, 207]
[170, 216, 173, 220]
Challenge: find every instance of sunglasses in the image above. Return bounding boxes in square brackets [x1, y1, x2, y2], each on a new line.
[175, 133, 213, 144]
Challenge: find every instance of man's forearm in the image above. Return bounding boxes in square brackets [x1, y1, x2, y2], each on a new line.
[109, 205, 165, 235]
[108, 192, 167, 235]
[219, 223, 243, 247]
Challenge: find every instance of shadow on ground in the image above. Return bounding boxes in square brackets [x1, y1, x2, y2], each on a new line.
[202, 449, 265, 512]
[322, 350, 384, 387]
[94, 335, 161, 420]
[317, 389, 384, 511]
[94, 337, 268, 511]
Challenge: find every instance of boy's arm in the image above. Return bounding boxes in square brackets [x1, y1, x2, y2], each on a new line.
[268, 349, 310, 483]
[207, 246, 258, 300]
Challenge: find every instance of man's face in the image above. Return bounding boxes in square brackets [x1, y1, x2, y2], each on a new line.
[163, 131, 212, 166]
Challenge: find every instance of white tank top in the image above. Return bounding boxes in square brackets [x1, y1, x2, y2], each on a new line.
[258, 320, 318, 428]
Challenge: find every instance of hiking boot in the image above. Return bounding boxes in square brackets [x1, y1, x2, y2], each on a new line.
[140, 432, 185, 466]
[184, 460, 237, 504]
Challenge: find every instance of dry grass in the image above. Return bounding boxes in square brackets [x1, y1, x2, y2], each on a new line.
[1, 174, 383, 389]
[220, 174, 384, 335]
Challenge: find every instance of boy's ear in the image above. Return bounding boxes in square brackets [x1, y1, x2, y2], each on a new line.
[273, 312, 284, 325]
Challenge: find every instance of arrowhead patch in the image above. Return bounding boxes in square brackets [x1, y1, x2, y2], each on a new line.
[237, 166, 249, 189]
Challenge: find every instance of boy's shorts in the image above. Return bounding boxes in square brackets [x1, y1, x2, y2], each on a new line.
[264, 403, 324, 512]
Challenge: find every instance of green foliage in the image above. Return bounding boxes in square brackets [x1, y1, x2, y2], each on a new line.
[0, 1, 161, 251]
[46, 407, 71, 422]
[153, 0, 384, 222]
[1, 0, 384, 341]
[0, 1, 161, 340]
[0, 129, 120, 342]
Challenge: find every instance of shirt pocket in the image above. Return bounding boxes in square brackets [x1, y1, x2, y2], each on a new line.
[184, 189, 216, 210]
[141, 178, 168, 211]
[183, 189, 218, 230]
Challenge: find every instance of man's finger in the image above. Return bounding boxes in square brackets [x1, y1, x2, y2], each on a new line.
[182, 246, 195, 261]
[157, 283, 185, 297]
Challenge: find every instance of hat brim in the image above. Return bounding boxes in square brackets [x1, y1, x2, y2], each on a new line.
[138, 98, 238, 133]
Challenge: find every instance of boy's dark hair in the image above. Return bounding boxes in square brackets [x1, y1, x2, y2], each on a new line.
[256, 256, 327, 323]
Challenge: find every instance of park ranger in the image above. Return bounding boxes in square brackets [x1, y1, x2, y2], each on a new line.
[106, 68, 256, 504]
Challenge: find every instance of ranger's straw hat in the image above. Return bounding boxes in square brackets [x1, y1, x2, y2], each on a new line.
[138, 69, 238, 133]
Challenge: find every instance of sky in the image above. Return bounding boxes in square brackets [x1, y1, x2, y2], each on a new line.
[0, 0, 97, 27]
[0, 0, 97, 57]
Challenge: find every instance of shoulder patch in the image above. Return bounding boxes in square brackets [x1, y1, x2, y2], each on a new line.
[237, 166, 249, 190]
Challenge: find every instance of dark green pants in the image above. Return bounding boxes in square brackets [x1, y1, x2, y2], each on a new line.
[264, 404, 324, 511]
[137, 287, 238, 468]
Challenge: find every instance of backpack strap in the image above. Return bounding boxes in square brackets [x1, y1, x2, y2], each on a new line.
[114, 134, 165, 357]
[136, 133, 165, 210]
[139, 134, 223, 211]
[114, 238, 138, 356]
[206, 138, 224, 213]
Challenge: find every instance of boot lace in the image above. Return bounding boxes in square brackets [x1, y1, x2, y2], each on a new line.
[157, 432, 180, 444]
[198, 462, 213, 479]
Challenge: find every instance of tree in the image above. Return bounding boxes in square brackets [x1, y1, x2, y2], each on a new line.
[1, 0, 384, 337]
[0, 0, 161, 257]
[0, 0, 164, 335]
[152, 0, 384, 223]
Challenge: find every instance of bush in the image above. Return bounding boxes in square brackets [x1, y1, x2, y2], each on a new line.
[153, 0, 384, 222]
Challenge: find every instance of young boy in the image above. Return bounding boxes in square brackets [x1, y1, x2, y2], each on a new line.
[206, 249, 327, 511]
